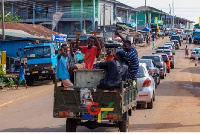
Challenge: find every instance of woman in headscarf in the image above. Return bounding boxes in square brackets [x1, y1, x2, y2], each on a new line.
[94, 50, 129, 90]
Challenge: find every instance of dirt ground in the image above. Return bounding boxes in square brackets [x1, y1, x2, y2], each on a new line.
[0, 37, 200, 132]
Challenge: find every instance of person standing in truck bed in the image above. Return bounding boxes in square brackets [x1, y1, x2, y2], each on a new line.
[76, 33, 101, 69]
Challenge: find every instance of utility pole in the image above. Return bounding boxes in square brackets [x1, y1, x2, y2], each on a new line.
[169, 4, 172, 27]
[103, 4, 105, 40]
[172, 0, 174, 28]
[1, 0, 5, 39]
[145, 0, 147, 27]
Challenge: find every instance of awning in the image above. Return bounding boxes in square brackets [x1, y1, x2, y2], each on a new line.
[117, 24, 134, 30]
[142, 27, 151, 31]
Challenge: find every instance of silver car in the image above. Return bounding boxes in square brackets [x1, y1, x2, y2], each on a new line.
[136, 63, 156, 109]
[165, 43, 175, 55]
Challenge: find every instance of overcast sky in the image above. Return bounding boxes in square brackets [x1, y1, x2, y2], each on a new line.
[117, 0, 200, 24]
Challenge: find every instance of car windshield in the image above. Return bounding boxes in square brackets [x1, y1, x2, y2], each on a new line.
[156, 51, 172, 56]
[24, 46, 51, 59]
[162, 55, 168, 61]
[142, 56, 161, 62]
[139, 60, 152, 67]
[158, 47, 170, 49]
[137, 66, 146, 78]
[194, 32, 200, 36]
[171, 36, 180, 40]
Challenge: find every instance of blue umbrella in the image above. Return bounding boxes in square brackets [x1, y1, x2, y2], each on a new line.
[142, 27, 151, 31]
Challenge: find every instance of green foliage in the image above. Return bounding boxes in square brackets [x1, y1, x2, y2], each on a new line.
[0, 12, 21, 23]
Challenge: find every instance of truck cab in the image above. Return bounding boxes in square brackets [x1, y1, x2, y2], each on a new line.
[21, 43, 58, 86]
[193, 30, 200, 44]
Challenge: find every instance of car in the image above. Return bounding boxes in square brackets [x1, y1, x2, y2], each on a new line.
[164, 43, 175, 55]
[156, 53, 171, 73]
[141, 55, 167, 79]
[171, 40, 180, 50]
[177, 29, 183, 35]
[190, 48, 200, 60]
[155, 49, 175, 69]
[157, 46, 171, 50]
[169, 31, 177, 36]
[181, 33, 187, 40]
[136, 63, 156, 109]
[139, 59, 160, 88]
[170, 35, 182, 46]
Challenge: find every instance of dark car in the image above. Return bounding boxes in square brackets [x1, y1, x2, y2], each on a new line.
[171, 40, 180, 50]
[170, 35, 182, 46]
[141, 55, 167, 79]
[139, 59, 160, 88]
[155, 49, 175, 69]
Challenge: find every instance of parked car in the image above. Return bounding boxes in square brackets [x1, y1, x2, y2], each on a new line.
[164, 43, 176, 55]
[181, 33, 187, 40]
[170, 35, 182, 46]
[155, 49, 175, 69]
[139, 59, 160, 88]
[141, 55, 167, 79]
[156, 53, 171, 73]
[190, 48, 200, 60]
[136, 63, 156, 109]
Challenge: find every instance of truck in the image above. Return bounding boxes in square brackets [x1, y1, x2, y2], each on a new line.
[17, 42, 59, 86]
[193, 29, 200, 44]
[53, 69, 137, 132]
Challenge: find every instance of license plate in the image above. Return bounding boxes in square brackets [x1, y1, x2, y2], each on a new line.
[32, 71, 38, 74]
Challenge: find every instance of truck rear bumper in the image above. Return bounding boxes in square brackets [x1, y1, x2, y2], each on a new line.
[25, 69, 55, 76]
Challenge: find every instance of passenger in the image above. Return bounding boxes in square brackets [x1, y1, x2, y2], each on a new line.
[57, 44, 73, 87]
[105, 50, 114, 61]
[76, 33, 101, 69]
[94, 51, 128, 90]
[115, 30, 139, 80]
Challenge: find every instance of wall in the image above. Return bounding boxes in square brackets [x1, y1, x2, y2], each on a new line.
[0, 41, 29, 58]
[137, 12, 145, 25]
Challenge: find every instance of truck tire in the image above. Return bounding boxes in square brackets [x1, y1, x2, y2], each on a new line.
[171, 64, 174, 69]
[26, 76, 34, 86]
[128, 109, 132, 116]
[147, 99, 153, 109]
[66, 118, 77, 132]
[52, 74, 56, 83]
[119, 112, 129, 132]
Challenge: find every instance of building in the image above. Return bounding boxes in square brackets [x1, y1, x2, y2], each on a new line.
[133, 6, 168, 31]
[4, 0, 137, 35]
[162, 15, 195, 29]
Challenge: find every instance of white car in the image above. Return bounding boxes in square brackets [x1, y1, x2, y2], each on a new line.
[136, 63, 156, 109]
[165, 43, 175, 55]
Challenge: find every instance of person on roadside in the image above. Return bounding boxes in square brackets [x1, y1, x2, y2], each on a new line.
[17, 63, 28, 89]
[185, 45, 189, 58]
[146, 35, 149, 45]
[114, 30, 139, 80]
[189, 35, 192, 44]
[152, 33, 155, 41]
[94, 50, 128, 89]
[186, 34, 189, 43]
[76, 33, 101, 69]
[57, 44, 74, 87]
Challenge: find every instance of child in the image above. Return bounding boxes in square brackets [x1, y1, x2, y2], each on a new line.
[18, 63, 28, 89]
[185, 45, 189, 58]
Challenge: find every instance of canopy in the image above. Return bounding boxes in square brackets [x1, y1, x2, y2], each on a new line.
[142, 27, 151, 31]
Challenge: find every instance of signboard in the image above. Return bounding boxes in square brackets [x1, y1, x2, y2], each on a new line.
[153, 19, 163, 25]
[51, 35, 67, 42]
[52, 12, 63, 31]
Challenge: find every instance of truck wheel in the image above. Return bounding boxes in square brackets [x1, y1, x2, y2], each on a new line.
[167, 69, 170, 73]
[171, 64, 174, 69]
[26, 76, 34, 86]
[153, 92, 155, 102]
[128, 109, 132, 116]
[66, 118, 77, 132]
[119, 112, 129, 132]
[147, 99, 153, 109]
[52, 74, 56, 83]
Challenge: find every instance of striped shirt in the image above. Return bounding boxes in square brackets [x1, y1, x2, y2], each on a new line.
[126, 48, 139, 79]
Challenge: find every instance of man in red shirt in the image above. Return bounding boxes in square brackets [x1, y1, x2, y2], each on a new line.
[76, 33, 101, 69]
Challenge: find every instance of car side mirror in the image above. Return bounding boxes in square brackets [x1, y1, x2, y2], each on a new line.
[55, 50, 58, 54]
[16, 52, 19, 57]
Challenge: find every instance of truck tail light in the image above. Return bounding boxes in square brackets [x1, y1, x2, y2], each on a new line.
[50, 66, 53, 69]
[58, 112, 74, 117]
[142, 78, 151, 87]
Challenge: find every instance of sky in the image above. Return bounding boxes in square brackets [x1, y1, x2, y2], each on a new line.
[117, 0, 200, 24]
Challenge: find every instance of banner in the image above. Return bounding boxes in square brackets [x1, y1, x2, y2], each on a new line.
[52, 12, 63, 31]
[155, 17, 160, 33]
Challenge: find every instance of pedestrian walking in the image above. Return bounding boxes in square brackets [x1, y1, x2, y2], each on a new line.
[152, 34, 155, 41]
[185, 45, 189, 58]
[195, 51, 198, 66]
[189, 35, 192, 44]
[152, 41, 156, 50]
[17, 63, 28, 89]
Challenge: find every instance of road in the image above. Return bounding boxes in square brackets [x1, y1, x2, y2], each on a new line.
[0, 37, 200, 132]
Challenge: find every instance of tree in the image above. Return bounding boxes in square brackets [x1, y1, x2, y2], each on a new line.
[0, 12, 21, 23]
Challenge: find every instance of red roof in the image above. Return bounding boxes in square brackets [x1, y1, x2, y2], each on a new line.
[0, 22, 58, 39]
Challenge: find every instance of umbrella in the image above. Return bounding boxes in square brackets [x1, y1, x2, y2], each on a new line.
[142, 27, 151, 31]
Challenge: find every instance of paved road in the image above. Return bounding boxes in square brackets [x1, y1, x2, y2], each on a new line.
[0, 38, 200, 132]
